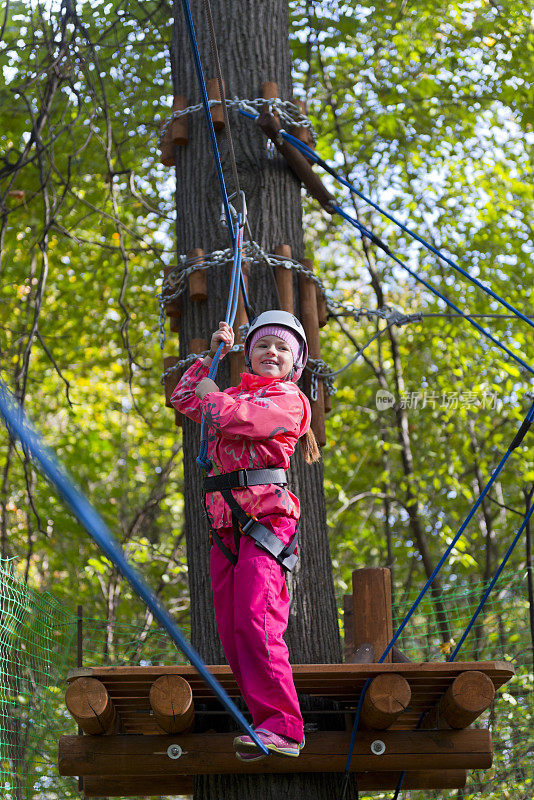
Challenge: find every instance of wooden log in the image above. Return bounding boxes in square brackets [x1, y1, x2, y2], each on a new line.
[149, 675, 194, 734]
[170, 95, 188, 145]
[324, 390, 332, 414]
[257, 110, 335, 212]
[65, 678, 116, 736]
[187, 248, 207, 302]
[58, 729, 493, 776]
[440, 670, 496, 729]
[163, 266, 182, 318]
[170, 315, 180, 334]
[230, 260, 249, 386]
[274, 244, 294, 313]
[360, 673, 411, 730]
[207, 79, 225, 130]
[81, 770, 466, 795]
[299, 258, 326, 446]
[352, 568, 393, 664]
[158, 121, 175, 167]
[163, 356, 181, 409]
[174, 409, 182, 428]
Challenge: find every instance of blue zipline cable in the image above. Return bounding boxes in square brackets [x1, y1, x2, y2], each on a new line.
[197, 217, 244, 470]
[334, 204, 534, 379]
[339, 398, 534, 793]
[278, 129, 534, 336]
[180, 0, 235, 245]
[0, 381, 268, 755]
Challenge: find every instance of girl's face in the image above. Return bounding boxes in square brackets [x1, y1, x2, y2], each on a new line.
[250, 335, 294, 379]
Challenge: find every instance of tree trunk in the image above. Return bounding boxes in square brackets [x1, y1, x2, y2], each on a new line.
[170, 2, 341, 797]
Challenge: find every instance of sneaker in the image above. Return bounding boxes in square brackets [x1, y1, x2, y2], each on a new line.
[235, 749, 268, 763]
[234, 728, 305, 758]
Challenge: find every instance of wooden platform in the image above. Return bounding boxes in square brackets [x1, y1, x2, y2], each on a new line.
[66, 660, 514, 734]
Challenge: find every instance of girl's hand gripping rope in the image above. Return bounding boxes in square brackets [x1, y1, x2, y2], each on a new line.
[195, 378, 219, 400]
[209, 321, 235, 359]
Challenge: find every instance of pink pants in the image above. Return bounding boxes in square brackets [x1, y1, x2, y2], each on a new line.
[209, 514, 303, 743]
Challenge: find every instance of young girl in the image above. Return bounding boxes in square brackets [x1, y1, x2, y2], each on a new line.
[170, 310, 320, 760]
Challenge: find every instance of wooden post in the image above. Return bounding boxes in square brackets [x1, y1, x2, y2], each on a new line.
[440, 671, 496, 729]
[65, 678, 117, 736]
[229, 260, 249, 386]
[274, 244, 294, 313]
[170, 95, 188, 145]
[187, 248, 207, 302]
[207, 79, 225, 130]
[352, 567, 393, 663]
[149, 675, 195, 734]
[76, 605, 83, 793]
[299, 258, 326, 446]
[360, 673, 411, 729]
[343, 594, 354, 662]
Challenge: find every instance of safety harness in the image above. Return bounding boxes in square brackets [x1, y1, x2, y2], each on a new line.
[203, 467, 299, 572]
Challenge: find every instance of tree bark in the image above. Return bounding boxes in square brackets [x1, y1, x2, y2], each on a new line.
[170, 2, 341, 797]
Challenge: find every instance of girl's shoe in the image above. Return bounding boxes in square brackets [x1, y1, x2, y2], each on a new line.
[234, 728, 305, 758]
[235, 749, 268, 763]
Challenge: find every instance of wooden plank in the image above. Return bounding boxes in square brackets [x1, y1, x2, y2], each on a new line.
[82, 769, 467, 796]
[65, 662, 514, 734]
[58, 729, 492, 776]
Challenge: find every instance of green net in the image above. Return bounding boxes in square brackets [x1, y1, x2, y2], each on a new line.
[1, 558, 532, 799]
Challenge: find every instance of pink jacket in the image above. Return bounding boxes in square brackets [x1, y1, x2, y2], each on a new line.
[170, 358, 311, 529]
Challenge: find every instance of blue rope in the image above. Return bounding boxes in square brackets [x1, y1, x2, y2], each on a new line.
[334, 204, 534, 379]
[180, 0, 235, 245]
[0, 380, 268, 755]
[340, 398, 534, 790]
[197, 217, 244, 470]
[279, 130, 534, 336]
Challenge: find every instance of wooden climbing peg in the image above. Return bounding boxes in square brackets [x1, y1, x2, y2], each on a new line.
[290, 98, 315, 158]
[187, 248, 207, 302]
[163, 266, 182, 318]
[170, 95, 188, 146]
[274, 244, 294, 314]
[158, 120, 175, 167]
[163, 355, 181, 414]
[299, 258, 326, 446]
[262, 81, 278, 117]
[207, 79, 225, 130]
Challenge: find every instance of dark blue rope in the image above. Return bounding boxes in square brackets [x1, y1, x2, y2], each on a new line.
[279, 130, 534, 335]
[180, 0, 235, 246]
[0, 380, 268, 755]
[340, 398, 534, 790]
[334, 204, 534, 378]
[197, 218, 244, 470]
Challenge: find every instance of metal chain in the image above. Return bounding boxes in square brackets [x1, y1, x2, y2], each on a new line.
[160, 344, 244, 383]
[158, 97, 315, 145]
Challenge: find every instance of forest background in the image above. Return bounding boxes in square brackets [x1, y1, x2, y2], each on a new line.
[0, 0, 533, 797]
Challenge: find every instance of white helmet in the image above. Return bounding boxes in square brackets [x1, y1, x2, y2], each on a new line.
[244, 310, 308, 382]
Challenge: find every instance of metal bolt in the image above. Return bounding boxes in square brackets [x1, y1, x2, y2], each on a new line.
[167, 744, 183, 760]
[370, 739, 386, 756]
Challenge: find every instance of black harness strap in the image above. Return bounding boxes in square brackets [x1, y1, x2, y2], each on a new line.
[203, 468, 299, 572]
